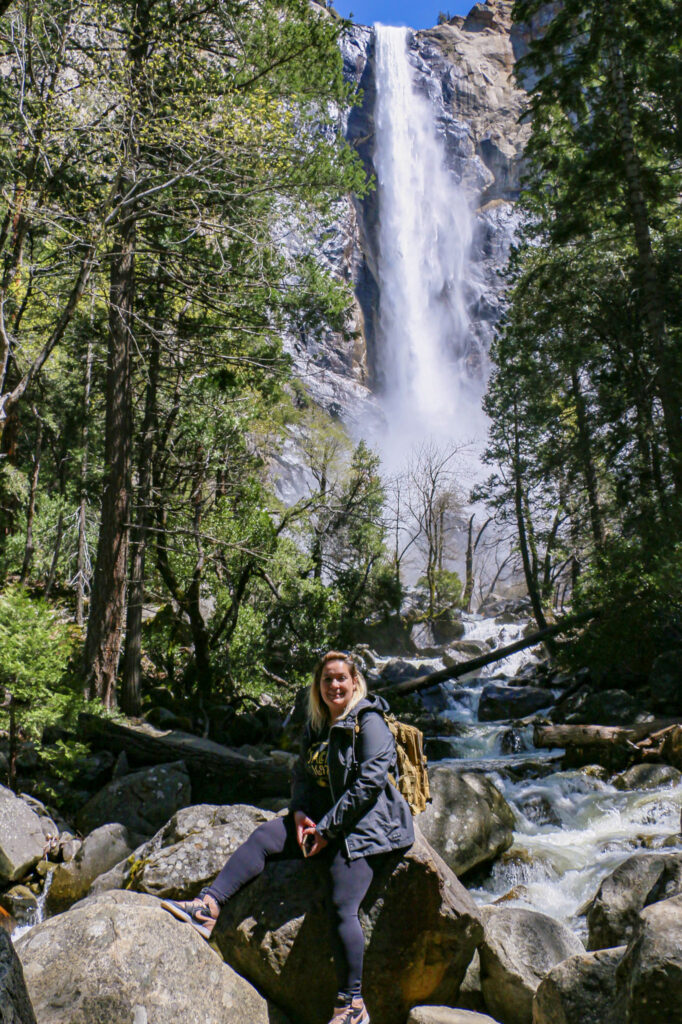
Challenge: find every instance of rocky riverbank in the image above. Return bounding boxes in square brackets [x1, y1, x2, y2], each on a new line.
[2, 600, 682, 1023]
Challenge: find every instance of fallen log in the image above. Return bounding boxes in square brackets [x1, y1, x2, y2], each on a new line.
[376, 608, 600, 697]
[651, 725, 682, 769]
[78, 713, 291, 805]
[534, 720, 682, 771]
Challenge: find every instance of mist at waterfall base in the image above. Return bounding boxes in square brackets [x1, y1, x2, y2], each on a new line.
[369, 25, 488, 477]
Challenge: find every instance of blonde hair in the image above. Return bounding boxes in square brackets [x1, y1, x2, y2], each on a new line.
[308, 651, 367, 732]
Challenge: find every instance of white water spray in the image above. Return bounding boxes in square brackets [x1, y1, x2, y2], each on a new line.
[372, 25, 486, 467]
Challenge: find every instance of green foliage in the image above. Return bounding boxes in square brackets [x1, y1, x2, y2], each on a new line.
[0, 586, 76, 734]
[417, 569, 464, 614]
[568, 538, 682, 675]
[479, 0, 682, 664]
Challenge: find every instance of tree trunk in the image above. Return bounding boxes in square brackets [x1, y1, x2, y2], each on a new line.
[83, 214, 134, 707]
[121, 308, 160, 716]
[8, 698, 17, 792]
[570, 369, 605, 550]
[462, 514, 475, 612]
[45, 508, 63, 597]
[19, 415, 42, 583]
[512, 403, 548, 630]
[75, 342, 93, 626]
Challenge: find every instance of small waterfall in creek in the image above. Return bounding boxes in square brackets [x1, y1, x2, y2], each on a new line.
[372, 25, 487, 467]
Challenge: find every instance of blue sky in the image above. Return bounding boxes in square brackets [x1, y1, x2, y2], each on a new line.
[334, 1, 473, 30]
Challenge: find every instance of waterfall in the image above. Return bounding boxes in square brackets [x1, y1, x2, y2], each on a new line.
[372, 25, 486, 468]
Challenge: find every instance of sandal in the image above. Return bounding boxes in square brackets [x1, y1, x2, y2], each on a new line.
[160, 888, 218, 939]
[328, 997, 370, 1024]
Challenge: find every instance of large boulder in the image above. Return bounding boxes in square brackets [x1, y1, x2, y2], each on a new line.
[417, 767, 515, 876]
[75, 760, 191, 838]
[586, 853, 682, 949]
[407, 1010, 499, 1024]
[0, 787, 45, 883]
[478, 684, 552, 722]
[214, 825, 482, 1024]
[47, 823, 137, 912]
[90, 803, 274, 899]
[15, 890, 289, 1024]
[0, 929, 37, 1024]
[532, 946, 625, 1024]
[479, 906, 585, 1024]
[613, 894, 682, 1023]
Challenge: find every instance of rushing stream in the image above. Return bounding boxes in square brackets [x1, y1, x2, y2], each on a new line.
[386, 613, 682, 940]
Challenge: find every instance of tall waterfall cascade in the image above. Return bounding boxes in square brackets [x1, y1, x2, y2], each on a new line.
[372, 25, 487, 468]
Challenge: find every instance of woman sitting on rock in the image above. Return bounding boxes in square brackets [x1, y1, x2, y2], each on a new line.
[162, 650, 414, 1024]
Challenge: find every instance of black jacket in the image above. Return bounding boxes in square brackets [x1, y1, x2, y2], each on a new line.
[290, 694, 415, 860]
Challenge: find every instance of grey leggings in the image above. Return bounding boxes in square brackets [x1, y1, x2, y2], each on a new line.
[205, 815, 379, 1001]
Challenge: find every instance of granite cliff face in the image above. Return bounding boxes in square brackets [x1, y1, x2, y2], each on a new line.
[281, 0, 528, 449]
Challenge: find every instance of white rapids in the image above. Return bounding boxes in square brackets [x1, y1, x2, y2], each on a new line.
[385, 613, 682, 937]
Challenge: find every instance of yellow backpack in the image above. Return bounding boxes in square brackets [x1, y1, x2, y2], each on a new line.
[356, 714, 431, 815]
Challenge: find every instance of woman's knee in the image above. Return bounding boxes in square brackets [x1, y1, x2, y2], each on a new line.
[247, 816, 288, 858]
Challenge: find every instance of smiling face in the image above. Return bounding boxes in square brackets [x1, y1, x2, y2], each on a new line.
[319, 660, 357, 722]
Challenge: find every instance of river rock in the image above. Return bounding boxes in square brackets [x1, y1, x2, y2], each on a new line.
[417, 767, 515, 876]
[613, 894, 682, 1023]
[0, 786, 45, 884]
[16, 890, 286, 1024]
[0, 886, 38, 927]
[478, 684, 552, 722]
[532, 946, 625, 1024]
[449, 640, 489, 658]
[455, 950, 486, 1013]
[90, 803, 274, 899]
[380, 660, 432, 686]
[16, 796, 59, 842]
[213, 825, 482, 1024]
[75, 760, 191, 837]
[47, 823, 137, 912]
[479, 905, 585, 1024]
[611, 763, 682, 790]
[407, 1010, 499, 1024]
[0, 928, 37, 1024]
[550, 687, 638, 726]
[586, 852, 682, 950]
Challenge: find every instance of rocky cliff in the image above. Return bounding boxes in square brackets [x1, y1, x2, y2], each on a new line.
[282, 0, 528, 441]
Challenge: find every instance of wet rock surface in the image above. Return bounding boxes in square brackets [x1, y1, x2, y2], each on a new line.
[611, 763, 682, 790]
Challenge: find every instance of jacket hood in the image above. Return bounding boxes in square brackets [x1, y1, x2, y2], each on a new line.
[345, 693, 390, 723]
